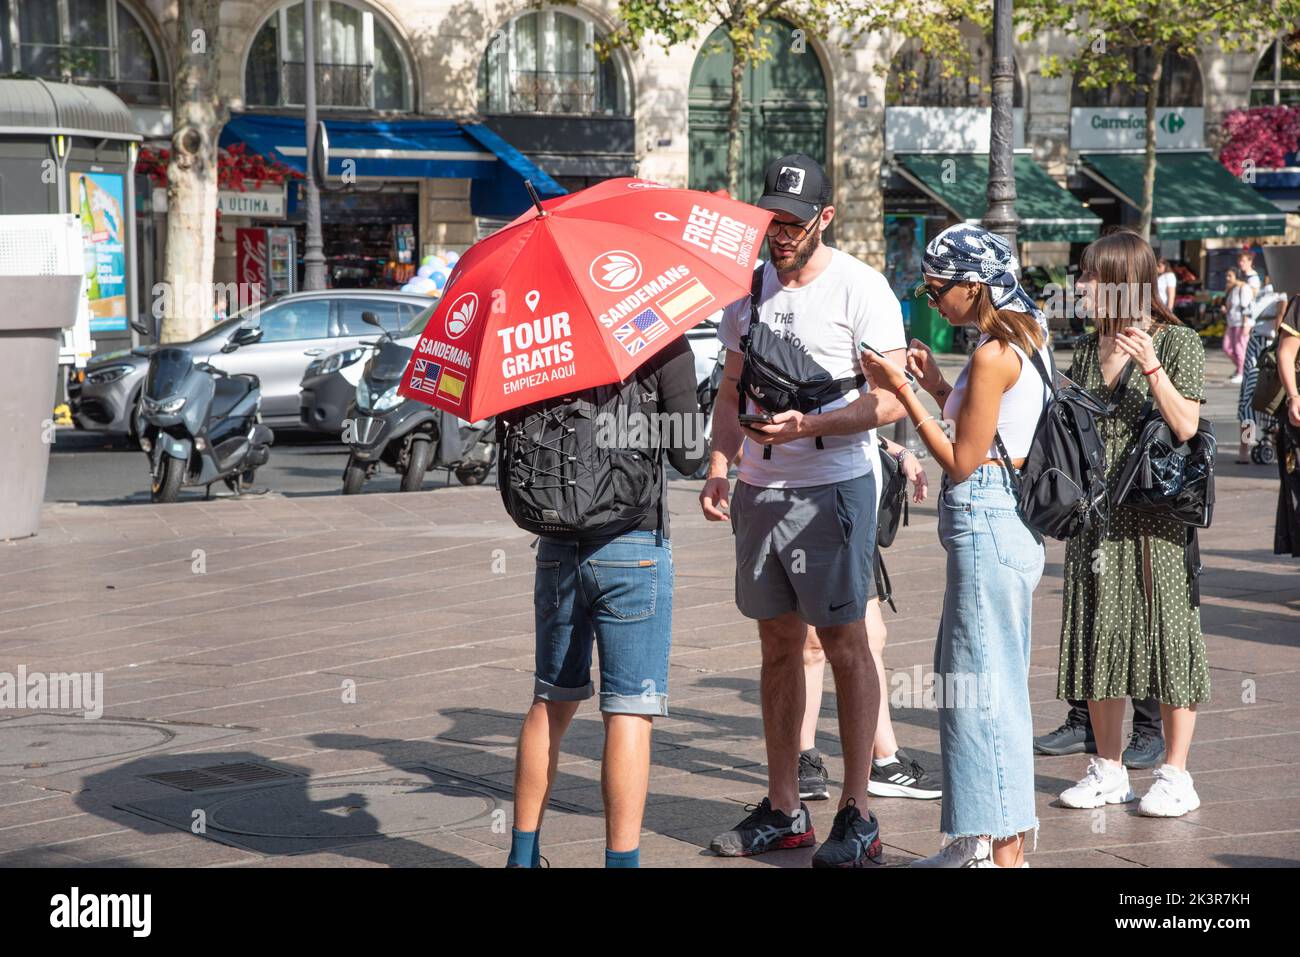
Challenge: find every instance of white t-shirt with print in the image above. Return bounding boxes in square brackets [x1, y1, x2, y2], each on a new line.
[717, 247, 906, 489]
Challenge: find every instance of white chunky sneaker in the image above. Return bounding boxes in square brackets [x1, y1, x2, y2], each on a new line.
[1138, 765, 1201, 817]
[1059, 757, 1136, 809]
[910, 834, 993, 868]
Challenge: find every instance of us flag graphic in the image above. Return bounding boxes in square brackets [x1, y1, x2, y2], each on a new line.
[612, 308, 668, 357]
[410, 358, 441, 394]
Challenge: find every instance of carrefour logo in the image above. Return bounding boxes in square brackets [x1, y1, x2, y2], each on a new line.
[589, 250, 643, 292]
[444, 292, 478, 340]
[1160, 112, 1186, 135]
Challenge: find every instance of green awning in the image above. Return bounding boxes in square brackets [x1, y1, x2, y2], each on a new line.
[1080, 152, 1287, 240]
[894, 153, 1102, 244]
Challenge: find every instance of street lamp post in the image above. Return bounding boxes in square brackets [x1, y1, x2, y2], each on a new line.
[301, 0, 327, 290]
[984, 0, 1019, 253]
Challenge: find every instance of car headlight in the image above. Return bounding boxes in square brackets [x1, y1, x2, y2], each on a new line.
[86, 364, 134, 385]
[157, 396, 187, 414]
[318, 348, 366, 376]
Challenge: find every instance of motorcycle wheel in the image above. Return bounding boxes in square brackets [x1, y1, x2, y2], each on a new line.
[401, 438, 432, 492]
[455, 464, 489, 486]
[151, 455, 185, 503]
[342, 455, 367, 495]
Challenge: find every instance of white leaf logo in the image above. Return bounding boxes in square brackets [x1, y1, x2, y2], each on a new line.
[589, 250, 642, 292]
[445, 292, 478, 340]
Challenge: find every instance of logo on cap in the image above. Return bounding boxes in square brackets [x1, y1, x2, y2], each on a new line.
[776, 166, 806, 195]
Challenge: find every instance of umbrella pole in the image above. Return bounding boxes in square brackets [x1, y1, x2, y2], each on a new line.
[524, 180, 547, 218]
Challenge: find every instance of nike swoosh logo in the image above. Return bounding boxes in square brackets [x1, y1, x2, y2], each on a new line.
[829, 600, 854, 612]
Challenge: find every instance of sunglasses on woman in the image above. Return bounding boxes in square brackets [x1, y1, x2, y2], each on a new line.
[914, 277, 961, 306]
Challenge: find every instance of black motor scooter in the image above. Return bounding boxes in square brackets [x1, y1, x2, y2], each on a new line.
[140, 334, 274, 503]
[341, 313, 496, 494]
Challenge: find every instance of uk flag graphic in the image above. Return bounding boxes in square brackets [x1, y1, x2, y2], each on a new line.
[612, 308, 668, 357]
[410, 358, 441, 394]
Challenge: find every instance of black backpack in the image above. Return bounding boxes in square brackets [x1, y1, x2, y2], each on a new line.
[497, 374, 660, 539]
[738, 265, 864, 459]
[993, 348, 1112, 542]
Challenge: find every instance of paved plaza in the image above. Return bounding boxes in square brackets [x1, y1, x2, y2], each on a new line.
[1, 351, 1297, 868]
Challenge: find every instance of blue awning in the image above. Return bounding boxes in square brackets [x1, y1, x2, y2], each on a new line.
[219, 113, 565, 218]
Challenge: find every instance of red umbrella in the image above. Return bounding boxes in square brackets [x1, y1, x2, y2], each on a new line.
[397, 178, 773, 421]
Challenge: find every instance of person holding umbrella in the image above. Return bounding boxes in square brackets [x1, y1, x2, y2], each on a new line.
[700, 154, 909, 866]
[396, 177, 774, 867]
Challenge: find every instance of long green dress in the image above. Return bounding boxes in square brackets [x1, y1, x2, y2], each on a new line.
[1058, 324, 1211, 708]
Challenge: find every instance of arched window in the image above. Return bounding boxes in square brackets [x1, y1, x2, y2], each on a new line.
[0, 0, 166, 104]
[480, 9, 627, 116]
[244, 1, 413, 111]
[1071, 48, 1202, 107]
[887, 33, 1024, 108]
[1251, 32, 1300, 106]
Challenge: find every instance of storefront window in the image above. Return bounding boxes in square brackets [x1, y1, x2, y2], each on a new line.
[888, 34, 1024, 107]
[1071, 48, 1203, 107]
[480, 9, 627, 115]
[1251, 33, 1300, 106]
[0, 0, 165, 104]
[244, 0, 413, 112]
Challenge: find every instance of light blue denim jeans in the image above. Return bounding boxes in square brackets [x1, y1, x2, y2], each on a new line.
[935, 465, 1044, 839]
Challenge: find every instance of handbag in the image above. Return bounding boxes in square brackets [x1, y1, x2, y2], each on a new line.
[1111, 331, 1216, 529]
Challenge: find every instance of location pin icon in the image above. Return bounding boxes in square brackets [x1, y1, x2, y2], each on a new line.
[525, 289, 540, 312]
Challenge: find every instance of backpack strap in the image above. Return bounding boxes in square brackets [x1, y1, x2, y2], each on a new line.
[993, 344, 1055, 487]
[874, 547, 896, 614]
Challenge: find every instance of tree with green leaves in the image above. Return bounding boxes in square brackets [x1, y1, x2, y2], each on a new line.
[599, 1, 988, 196]
[1018, 0, 1300, 241]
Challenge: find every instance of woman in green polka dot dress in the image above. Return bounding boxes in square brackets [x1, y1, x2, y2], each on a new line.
[1057, 232, 1210, 819]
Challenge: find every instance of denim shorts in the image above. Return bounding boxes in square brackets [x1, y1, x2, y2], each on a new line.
[935, 465, 1044, 839]
[532, 530, 673, 716]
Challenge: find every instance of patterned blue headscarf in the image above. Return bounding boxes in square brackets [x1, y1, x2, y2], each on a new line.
[921, 224, 1045, 327]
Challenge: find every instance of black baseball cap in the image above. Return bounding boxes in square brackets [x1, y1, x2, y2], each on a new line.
[757, 154, 832, 222]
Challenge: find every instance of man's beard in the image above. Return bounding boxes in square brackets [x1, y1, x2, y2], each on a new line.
[771, 227, 821, 274]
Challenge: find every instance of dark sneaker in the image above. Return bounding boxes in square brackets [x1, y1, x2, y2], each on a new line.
[1033, 716, 1096, 756]
[709, 798, 815, 858]
[799, 748, 830, 801]
[1122, 729, 1167, 770]
[867, 749, 942, 799]
[811, 798, 884, 868]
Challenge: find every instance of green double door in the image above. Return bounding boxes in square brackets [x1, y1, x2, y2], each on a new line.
[687, 20, 829, 203]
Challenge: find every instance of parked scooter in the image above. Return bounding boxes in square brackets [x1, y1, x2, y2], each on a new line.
[341, 312, 496, 494]
[139, 335, 275, 503]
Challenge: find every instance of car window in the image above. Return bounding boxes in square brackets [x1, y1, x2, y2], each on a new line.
[402, 302, 437, 337]
[337, 299, 408, 336]
[252, 299, 332, 342]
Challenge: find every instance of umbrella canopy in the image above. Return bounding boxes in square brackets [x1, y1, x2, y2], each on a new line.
[397, 178, 773, 421]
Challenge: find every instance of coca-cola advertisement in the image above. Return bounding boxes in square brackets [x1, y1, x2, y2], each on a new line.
[237, 227, 268, 303]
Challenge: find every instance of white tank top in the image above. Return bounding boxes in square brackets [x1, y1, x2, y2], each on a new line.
[942, 335, 1051, 460]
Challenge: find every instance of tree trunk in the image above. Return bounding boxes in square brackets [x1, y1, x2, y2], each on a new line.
[160, 0, 227, 344]
[727, 44, 745, 197]
[1139, 51, 1163, 244]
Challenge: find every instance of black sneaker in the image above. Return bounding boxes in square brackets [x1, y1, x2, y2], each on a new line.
[1033, 716, 1097, 756]
[798, 748, 830, 801]
[1122, 729, 1167, 770]
[811, 798, 884, 868]
[867, 749, 942, 799]
[709, 798, 815, 858]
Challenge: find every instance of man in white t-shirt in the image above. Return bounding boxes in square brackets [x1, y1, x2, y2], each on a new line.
[699, 154, 908, 867]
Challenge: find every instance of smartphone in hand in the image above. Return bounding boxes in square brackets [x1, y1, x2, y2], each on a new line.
[738, 412, 774, 425]
[859, 341, 916, 383]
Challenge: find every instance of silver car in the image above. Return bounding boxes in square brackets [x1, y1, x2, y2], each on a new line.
[71, 289, 436, 438]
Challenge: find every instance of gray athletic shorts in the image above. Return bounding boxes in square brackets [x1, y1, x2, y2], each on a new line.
[731, 472, 877, 628]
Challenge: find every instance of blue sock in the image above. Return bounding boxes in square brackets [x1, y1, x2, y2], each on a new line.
[605, 847, 640, 868]
[508, 828, 540, 868]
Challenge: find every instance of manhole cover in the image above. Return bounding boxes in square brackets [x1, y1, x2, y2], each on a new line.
[206, 777, 493, 839]
[143, 761, 300, 791]
[0, 719, 173, 768]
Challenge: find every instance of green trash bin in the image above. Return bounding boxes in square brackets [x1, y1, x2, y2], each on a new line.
[908, 287, 953, 354]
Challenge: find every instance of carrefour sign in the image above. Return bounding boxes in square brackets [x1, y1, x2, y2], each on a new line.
[1071, 107, 1203, 150]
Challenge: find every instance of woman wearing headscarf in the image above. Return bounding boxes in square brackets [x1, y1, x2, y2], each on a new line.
[859, 224, 1051, 868]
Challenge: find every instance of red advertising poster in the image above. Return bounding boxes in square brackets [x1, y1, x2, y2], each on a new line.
[236, 227, 268, 302]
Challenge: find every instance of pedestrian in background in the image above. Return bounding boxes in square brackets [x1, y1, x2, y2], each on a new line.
[1057, 231, 1209, 819]
[1223, 264, 1256, 384]
[1237, 280, 1286, 463]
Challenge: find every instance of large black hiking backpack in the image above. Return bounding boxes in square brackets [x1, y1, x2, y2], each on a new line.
[993, 349, 1112, 542]
[497, 375, 660, 539]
